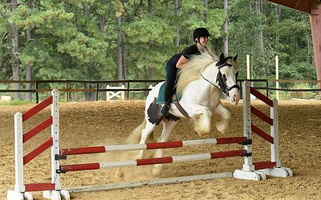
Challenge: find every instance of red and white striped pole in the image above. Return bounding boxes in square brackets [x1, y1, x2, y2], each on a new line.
[59, 150, 249, 173]
[60, 137, 248, 156]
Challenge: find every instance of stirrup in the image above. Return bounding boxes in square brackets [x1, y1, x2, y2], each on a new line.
[160, 104, 169, 116]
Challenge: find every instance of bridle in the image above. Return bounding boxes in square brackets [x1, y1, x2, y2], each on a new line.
[201, 62, 240, 96]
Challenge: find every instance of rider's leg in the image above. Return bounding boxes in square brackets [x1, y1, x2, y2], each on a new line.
[160, 84, 174, 116]
[161, 60, 177, 117]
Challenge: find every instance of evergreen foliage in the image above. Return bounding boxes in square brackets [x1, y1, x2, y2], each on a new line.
[0, 0, 316, 84]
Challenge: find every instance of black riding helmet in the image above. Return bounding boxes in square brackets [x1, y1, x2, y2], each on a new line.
[193, 28, 211, 42]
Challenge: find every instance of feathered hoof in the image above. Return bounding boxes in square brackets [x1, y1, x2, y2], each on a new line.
[194, 126, 211, 136]
[215, 121, 230, 133]
[196, 130, 210, 137]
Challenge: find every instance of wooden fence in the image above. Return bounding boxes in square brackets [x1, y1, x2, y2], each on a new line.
[1, 79, 321, 103]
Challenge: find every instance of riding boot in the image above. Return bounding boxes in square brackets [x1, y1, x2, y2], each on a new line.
[160, 85, 173, 117]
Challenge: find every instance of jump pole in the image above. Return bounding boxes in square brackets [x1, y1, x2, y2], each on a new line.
[59, 137, 248, 156]
[66, 172, 232, 193]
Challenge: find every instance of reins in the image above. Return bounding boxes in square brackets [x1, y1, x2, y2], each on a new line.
[200, 63, 240, 96]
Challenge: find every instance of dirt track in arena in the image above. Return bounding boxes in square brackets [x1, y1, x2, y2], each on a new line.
[1, 99, 321, 200]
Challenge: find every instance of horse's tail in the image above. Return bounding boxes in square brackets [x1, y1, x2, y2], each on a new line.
[126, 118, 155, 144]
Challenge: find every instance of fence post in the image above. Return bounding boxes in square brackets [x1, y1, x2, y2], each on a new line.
[270, 99, 281, 167]
[14, 112, 24, 193]
[241, 81, 255, 171]
[36, 82, 39, 103]
[126, 81, 130, 99]
[51, 90, 61, 189]
[96, 82, 99, 101]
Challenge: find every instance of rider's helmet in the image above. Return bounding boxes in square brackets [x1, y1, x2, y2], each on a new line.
[193, 28, 211, 42]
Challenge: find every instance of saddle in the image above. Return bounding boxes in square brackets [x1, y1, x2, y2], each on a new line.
[147, 83, 189, 125]
[156, 82, 181, 104]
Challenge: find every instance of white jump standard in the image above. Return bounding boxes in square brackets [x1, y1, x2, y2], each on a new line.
[7, 81, 293, 200]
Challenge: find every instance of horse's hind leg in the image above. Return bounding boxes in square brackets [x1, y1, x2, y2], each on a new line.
[213, 102, 231, 133]
[152, 119, 178, 178]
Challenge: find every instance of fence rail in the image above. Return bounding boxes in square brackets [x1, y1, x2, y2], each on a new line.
[1, 79, 320, 103]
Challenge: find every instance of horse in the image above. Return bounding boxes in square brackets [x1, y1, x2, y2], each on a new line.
[120, 51, 240, 178]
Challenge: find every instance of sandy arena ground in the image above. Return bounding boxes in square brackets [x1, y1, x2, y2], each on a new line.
[1, 99, 321, 200]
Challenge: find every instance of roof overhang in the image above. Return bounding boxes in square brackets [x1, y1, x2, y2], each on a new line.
[266, 0, 312, 14]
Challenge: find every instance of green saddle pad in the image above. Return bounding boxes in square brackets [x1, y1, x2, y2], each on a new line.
[157, 82, 181, 104]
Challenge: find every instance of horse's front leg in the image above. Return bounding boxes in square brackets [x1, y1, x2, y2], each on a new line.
[213, 102, 231, 133]
[189, 105, 213, 136]
[137, 122, 156, 159]
[152, 119, 178, 178]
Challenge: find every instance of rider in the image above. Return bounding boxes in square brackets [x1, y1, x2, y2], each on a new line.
[160, 27, 211, 117]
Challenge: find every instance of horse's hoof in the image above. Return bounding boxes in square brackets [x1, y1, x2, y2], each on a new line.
[152, 165, 163, 178]
[152, 170, 162, 178]
[115, 168, 124, 178]
[216, 122, 230, 133]
[196, 131, 210, 137]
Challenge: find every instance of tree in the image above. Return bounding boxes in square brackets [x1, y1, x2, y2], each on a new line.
[11, 0, 21, 99]
[223, 0, 228, 55]
[0, 0, 315, 99]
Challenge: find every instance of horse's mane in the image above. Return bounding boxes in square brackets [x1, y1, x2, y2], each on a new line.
[176, 51, 218, 94]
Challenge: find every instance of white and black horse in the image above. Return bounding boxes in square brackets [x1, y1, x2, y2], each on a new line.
[122, 51, 240, 177]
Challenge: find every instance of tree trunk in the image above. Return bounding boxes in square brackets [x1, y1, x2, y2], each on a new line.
[275, 4, 281, 53]
[122, 33, 127, 80]
[11, 0, 21, 100]
[174, 0, 179, 47]
[223, 0, 228, 55]
[257, 0, 264, 55]
[117, 15, 124, 81]
[26, 0, 33, 101]
[83, 3, 95, 100]
[205, 0, 208, 12]
[257, 0, 267, 77]
[99, 14, 107, 100]
[147, 0, 154, 79]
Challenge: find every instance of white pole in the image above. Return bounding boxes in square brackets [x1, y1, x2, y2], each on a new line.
[121, 85, 125, 100]
[106, 85, 110, 101]
[14, 112, 24, 192]
[241, 82, 254, 171]
[276, 56, 279, 100]
[51, 90, 61, 189]
[247, 55, 250, 80]
[271, 99, 280, 167]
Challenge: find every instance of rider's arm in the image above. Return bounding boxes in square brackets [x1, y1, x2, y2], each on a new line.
[176, 45, 198, 69]
[176, 55, 188, 69]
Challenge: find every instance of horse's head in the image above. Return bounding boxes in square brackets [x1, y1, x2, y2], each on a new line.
[215, 53, 240, 105]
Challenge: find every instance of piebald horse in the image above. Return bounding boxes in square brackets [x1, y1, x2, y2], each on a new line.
[122, 51, 240, 178]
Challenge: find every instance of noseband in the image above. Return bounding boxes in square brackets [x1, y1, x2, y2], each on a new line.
[201, 63, 240, 96]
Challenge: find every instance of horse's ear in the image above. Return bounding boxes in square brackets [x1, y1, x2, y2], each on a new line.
[216, 53, 225, 66]
[233, 54, 238, 61]
[220, 53, 225, 62]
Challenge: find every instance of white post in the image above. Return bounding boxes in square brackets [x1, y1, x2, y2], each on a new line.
[121, 85, 125, 100]
[270, 99, 281, 167]
[14, 112, 24, 193]
[44, 90, 70, 199]
[233, 81, 266, 180]
[276, 56, 279, 100]
[241, 81, 255, 171]
[51, 90, 61, 189]
[246, 55, 250, 80]
[259, 97, 293, 178]
[106, 85, 110, 101]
